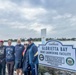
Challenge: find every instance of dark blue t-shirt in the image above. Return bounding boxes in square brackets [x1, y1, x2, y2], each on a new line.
[0, 46, 6, 60]
[15, 44, 24, 61]
[6, 46, 15, 62]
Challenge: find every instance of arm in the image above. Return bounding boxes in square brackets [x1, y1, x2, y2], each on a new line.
[4, 46, 6, 59]
[13, 46, 15, 59]
[32, 46, 38, 62]
[13, 46, 15, 54]
[3, 46, 6, 62]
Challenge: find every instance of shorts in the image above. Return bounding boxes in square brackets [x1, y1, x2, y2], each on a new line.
[15, 60, 22, 70]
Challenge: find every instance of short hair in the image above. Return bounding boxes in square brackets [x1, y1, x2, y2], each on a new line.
[27, 38, 33, 42]
[8, 39, 12, 42]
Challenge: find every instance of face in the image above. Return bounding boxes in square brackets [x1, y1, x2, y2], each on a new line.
[8, 40, 12, 46]
[0, 42, 3, 46]
[17, 39, 21, 44]
[28, 41, 31, 45]
[28, 41, 33, 45]
[24, 44, 28, 49]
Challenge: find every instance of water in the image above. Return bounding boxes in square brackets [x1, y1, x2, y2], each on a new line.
[60, 41, 76, 47]
[4, 41, 76, 47]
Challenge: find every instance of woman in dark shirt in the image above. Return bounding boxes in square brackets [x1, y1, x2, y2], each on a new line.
[23, 43, 30, 75]
[6, 39, 15, 75]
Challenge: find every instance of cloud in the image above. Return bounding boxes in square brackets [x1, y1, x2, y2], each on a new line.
[20, 7, 47, 20]
[0, 0, 76, 39]
[53, 13, 72, 20]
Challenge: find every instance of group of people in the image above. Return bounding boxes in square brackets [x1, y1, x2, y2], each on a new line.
[0, 38, 38, 75]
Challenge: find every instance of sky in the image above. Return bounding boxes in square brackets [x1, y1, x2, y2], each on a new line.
[0, 0, 76, 40]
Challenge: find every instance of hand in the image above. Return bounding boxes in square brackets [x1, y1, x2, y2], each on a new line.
[0, 60, 2, 63]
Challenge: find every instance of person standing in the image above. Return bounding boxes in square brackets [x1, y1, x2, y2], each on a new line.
[5, 39, 15, 75]
[27, 38, 38, 75]
[22, 43, 28, 56]
[0, 40, 6, 75]
[15, 39, 24, 75]
[22, 43, 31, 75]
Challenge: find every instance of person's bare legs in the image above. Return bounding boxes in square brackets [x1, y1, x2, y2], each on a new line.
[16, 69, 22, 75]
[16, 69, 20, 75]
[19, 69, 23, 75]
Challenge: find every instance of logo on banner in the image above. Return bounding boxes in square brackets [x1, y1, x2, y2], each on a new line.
[66, 57, 74, 66]
[39, 54, 44, 61]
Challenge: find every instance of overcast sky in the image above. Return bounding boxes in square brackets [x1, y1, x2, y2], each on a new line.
[0, 0, 76, 40]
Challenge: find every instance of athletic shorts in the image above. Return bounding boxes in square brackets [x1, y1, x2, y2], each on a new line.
[15, 60, 22, 70]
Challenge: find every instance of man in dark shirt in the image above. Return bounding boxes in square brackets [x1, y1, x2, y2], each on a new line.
[5, 39, 15, 75]
[27, 38, 38, 75]
[15, 39, 24, 75]
[0, 40, 6, 75]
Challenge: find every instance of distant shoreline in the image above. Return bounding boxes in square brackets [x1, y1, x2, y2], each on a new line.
[4, 39, 76, 42]
[3, 38, 76, 42]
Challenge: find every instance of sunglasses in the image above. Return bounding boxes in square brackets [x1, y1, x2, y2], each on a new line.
[24, 44, 28, 46]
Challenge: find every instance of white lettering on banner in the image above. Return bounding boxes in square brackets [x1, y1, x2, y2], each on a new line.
[38, 40, 76, 72]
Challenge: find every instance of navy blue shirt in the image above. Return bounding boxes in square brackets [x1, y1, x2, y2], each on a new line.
[6, 46, 15, 62]
[15, 44, 24, 61]
[28, 43, 38, 64]
[0, 46, 6, 60]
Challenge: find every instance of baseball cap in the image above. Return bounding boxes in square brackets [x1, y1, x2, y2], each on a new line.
[0, 40, 4, 43]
